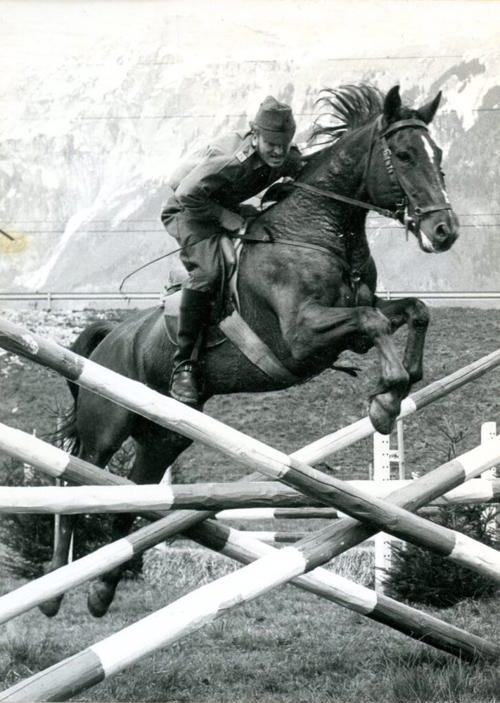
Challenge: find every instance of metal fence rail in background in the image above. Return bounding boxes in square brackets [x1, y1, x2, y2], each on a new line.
[1, 291, 500, 309]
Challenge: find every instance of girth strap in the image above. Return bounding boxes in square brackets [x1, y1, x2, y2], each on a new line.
[219, 310, 300, 385]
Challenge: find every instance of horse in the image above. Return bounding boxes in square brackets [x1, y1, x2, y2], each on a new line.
[40, 84, 459, 618]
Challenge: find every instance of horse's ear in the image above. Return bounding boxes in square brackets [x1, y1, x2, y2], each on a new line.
[383, 85, 401, 122]
[417, 91, 442, 124]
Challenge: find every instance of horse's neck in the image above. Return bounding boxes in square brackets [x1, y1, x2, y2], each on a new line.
[262, 127, 372, 248]
[301, 127, 372, 209]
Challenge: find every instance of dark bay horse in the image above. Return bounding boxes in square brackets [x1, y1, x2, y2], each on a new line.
[41, 84, 459, 617]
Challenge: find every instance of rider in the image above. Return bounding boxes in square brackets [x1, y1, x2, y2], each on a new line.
[161, 96, 305, 405]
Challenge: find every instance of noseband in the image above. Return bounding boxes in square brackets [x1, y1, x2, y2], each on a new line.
[293, 115, 452, 237]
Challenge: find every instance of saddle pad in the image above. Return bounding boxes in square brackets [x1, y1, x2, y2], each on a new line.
[162, 237, 299, 385]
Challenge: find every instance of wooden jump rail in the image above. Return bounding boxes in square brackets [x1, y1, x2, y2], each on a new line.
[1, 419, 498, 630]
[1, 479, 499, 514]
[1, 316, 500, 581]
[1, 432, 500, 701]
[0, 422, 500, 703]
[1, 318, 500, 699]
[1, 317, 500, 465]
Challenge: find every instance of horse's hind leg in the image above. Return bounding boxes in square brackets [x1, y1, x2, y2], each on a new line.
[38, 435, 119, 617]
[87, 425, 193, 617]
[38, 513, 77, 617]
[39, 397, 132, 617]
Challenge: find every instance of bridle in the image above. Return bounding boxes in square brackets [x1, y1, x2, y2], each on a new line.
[293, 114, 452, 238]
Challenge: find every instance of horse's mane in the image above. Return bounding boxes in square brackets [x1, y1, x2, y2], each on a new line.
[308, 84, 384, 148]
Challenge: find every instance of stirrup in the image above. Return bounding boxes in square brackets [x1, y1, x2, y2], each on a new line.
[169, 360, 201, 405]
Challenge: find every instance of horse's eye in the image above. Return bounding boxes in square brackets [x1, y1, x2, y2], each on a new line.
[395, 150, 411, 163]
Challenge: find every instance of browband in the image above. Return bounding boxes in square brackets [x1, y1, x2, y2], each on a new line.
[381, 118, 429, 138]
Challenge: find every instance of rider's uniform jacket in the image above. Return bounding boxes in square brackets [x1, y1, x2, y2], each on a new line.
[161, 131, 304, 241]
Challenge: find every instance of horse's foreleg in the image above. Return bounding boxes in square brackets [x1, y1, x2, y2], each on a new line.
[289, 303, 409, 434]
[375, 296, 429, 386]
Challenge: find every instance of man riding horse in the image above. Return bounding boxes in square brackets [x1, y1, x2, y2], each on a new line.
[36, 84, 458, 620]
[161, 96, 305, 405]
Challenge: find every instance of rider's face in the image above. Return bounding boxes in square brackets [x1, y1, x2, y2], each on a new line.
[254, 131, 292, 168]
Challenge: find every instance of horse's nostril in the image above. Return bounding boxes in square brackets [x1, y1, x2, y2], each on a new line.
[435, 222, 449, 241]
[433, 221, 458, 251]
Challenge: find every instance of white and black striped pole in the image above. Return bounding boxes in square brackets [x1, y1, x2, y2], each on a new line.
[0, 317, 500, 582]
[1, 488, 499, 701]
[0, 422, 499, 663]
[1, 316, 499, 466]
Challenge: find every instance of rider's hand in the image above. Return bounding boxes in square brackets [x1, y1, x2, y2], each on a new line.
[239, 204, 261, 220]
[220, 209, 245, 232]
[261, 182, 295, 204]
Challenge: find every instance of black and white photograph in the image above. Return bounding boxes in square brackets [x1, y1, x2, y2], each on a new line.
[1, 1, 499, 701]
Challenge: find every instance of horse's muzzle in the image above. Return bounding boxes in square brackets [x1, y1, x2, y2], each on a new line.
[418, 211, 459, 253]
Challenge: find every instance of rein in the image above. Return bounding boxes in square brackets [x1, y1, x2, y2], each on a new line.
[290, 181, 399, 220]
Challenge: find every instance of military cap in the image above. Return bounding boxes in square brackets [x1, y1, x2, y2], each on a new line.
[252, 96, 296, 141]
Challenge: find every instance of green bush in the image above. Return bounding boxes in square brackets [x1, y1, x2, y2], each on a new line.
[0, 456, 53, 577]
[384, 503, 499, 608]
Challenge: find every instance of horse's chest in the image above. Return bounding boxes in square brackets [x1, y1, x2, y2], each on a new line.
[338, 280, 374, 307]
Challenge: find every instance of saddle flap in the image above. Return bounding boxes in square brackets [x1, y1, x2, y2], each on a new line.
[162, 236, 298, 387]
[162, 235, 242, 349]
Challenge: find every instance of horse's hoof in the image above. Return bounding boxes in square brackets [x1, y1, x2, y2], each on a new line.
[38, 596, 63, 618]
[369, 395, 398, 435]
[87, 582, 115, 618]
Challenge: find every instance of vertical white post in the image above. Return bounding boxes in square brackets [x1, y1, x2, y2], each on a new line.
[481, 422, 500, 546]
[160, 466, 173, 485]
[53, 477, 62, 554]
[68, 526, 74, 564]
[481, 422, 497, 478]
[54, 418, 75, 562]
[397, 418, 406, 479]
[154, 465, 175, 551]
[373, 423, 405, 592]
[373, 433, 391, 592]
[373, 433, 391, 481]
[374, 532, 394, 592]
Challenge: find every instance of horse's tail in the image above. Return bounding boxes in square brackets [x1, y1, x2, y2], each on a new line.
[52, 320, 116, 455]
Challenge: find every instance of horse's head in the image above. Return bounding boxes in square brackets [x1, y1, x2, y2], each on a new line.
[366, 85, 459, 253]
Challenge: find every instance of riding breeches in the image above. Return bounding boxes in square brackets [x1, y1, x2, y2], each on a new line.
[166, 213, 224, 293]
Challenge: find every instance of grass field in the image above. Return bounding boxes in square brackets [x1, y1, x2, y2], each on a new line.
[0, 306, 500, 702]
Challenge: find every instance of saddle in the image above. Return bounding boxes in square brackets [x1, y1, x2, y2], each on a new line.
[162, 235, 301, 386]
[163, 234, 359, 384]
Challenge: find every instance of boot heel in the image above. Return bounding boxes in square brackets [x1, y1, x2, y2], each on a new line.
[170, 360, 200, 405]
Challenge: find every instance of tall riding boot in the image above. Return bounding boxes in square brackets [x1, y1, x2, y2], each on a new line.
[169, 288, 212, 405]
